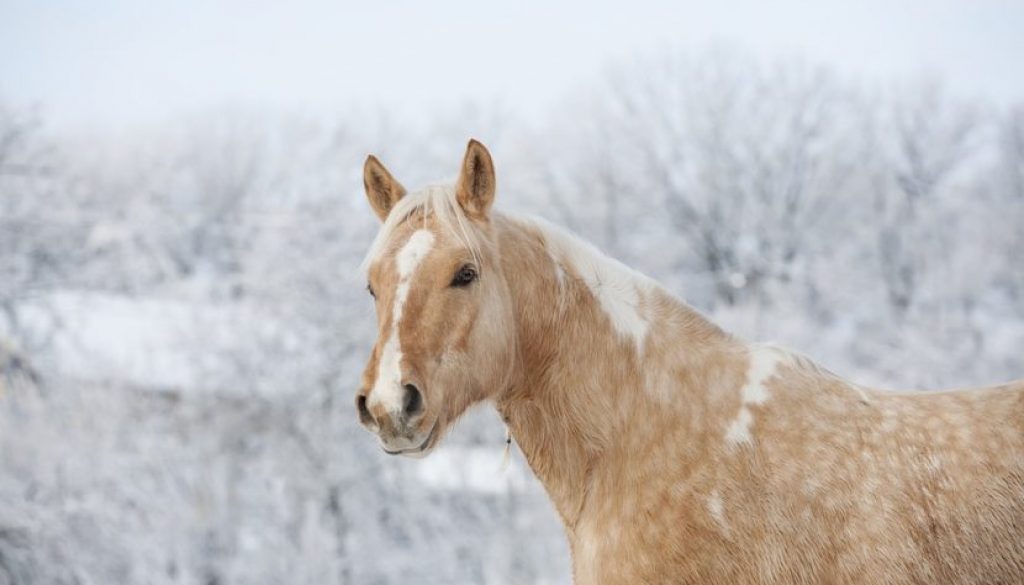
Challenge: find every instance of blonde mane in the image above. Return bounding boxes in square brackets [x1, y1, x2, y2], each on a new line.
[360, 185, 482, 274]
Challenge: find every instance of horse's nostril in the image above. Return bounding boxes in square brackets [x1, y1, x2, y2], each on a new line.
[402, 383, 424, 417]
[356, 394, 375, 427]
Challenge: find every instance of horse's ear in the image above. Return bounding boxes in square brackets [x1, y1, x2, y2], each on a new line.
[455, 139, 496, 220]
[363, 155, 406, 222]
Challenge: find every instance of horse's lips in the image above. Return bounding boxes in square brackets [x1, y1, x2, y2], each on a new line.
[382, 421, 438, 456]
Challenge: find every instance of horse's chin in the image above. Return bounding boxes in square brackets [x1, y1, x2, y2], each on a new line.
[400, 446, 434, 459]
[381, 420, 440, 458]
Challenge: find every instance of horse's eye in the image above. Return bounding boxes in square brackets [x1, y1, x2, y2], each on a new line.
[366, 283, 375, 298]
[451, 265, 477, 287]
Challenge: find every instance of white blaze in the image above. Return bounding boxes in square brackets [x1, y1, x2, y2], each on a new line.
[369, 229, 435, 412]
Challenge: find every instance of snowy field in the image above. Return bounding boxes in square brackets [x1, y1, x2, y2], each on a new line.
[2, 40, 1023, 585]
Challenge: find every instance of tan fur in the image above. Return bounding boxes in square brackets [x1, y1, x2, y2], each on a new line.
[357, 141, 1024, 584]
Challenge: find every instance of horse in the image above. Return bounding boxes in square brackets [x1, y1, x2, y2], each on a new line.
[354, 139, 1024, 584]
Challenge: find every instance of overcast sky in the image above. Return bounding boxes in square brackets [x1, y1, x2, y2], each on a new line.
[2, 0, 1022, 132]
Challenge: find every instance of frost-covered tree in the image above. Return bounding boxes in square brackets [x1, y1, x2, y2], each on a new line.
[871, 83, 984, 315]
[525, 52, 871, 315]
[1, 49, 1023, 585]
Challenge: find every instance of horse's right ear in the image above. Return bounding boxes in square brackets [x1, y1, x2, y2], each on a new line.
[363, 155, 407, 222]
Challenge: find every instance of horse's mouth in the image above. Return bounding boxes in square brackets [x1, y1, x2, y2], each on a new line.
[382, 422, 438, 456]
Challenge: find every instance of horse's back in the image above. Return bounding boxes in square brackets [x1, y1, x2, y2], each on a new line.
[752, 371, 1024, 584]
[876, 377, 1024, 440]
[870, 379, 1024, 583]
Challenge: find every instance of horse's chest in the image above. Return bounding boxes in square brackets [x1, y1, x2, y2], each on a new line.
[569, 491, 716, 584]
[570, 517, 660, 585]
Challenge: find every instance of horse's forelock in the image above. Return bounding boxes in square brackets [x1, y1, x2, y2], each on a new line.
[360, 184, 483, 276]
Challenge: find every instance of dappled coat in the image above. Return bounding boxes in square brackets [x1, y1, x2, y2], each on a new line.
[356, 140, 1024, 584]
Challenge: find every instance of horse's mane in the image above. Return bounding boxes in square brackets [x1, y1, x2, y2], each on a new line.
[360, 184, 482, 274]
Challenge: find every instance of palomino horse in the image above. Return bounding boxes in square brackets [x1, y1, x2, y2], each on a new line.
[355, 140, 1024, 584]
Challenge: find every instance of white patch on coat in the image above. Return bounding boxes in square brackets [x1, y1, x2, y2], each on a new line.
[522, 215, 656, 353]
[741, 349, 778, 405]
[726, 346, 783, 446]
[707, 491, 730, 535]
[725, 409, 755, 444]
[369, 229, 435, 412]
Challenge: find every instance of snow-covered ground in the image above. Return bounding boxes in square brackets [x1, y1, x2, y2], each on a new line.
[15, 292, 258, 389]
[10, 290, 325, 394]
[415, 446, 533, 495]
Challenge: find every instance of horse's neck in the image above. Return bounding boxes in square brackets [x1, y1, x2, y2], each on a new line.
[492, 215, 737, 530]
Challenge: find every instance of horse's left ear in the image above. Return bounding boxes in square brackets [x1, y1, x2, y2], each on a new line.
[456, 139, 496, 220]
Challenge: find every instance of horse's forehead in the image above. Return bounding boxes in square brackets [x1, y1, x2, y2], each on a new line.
[370, 219, 447, 278]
